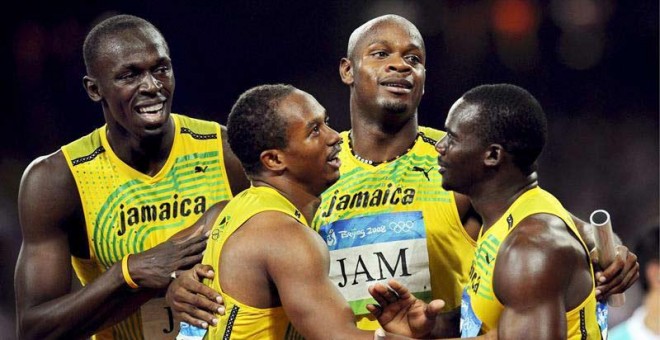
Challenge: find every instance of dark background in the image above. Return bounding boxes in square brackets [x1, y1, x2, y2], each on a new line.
[1, 1, 657, 337]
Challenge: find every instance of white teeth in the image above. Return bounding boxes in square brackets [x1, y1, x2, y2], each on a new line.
[138, 103, 164, 113]
[384, 83, 410, 89]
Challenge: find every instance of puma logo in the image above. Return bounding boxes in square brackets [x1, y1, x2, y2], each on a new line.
[412, 166, 431, 181]
[485, 253, 493, 265]
[194, 165, 208, 173]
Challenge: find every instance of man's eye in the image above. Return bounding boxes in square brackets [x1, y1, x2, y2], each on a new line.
[406, 55, 421, 64]
[154, 66, 170, 74]
[118, 73, 136, 80]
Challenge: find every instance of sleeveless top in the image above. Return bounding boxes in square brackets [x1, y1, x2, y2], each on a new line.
[61, 114, 234, 339]
[201, 186, 304, 340]
[460, 187, 603, 339]
[313, 127, 476, 329]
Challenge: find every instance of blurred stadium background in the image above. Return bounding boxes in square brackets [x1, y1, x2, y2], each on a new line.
[1, 1, 657, 337]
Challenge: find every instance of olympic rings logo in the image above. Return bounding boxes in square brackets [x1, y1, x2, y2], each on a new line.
[388, 220, 414, 233]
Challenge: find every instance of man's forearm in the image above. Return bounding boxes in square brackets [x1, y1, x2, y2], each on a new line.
[18, 264, 157, 339]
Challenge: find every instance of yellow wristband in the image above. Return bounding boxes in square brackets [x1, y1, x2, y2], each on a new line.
[121, 254, 139, 289]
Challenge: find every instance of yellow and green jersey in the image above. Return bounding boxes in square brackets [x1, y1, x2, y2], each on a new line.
[460, 187, 603, 339]
[201, 186, 304, 340]
[312, 127, 476, 330]
[61, 114, 234, 340]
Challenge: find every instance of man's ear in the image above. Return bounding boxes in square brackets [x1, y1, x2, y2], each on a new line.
[339, 58, 354, 85]
[260, 149, 286, 173]
[484, 144, 504, 167]
[83, 76, 102, 102]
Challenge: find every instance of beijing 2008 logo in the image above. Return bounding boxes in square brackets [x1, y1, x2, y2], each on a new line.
[326, 229, 337, 247]
[388, 220, 414, 233]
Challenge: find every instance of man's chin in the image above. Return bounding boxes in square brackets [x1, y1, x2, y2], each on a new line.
[382, 101, 409, 115]
[327, 173, 340, 187]
[440, 181, 454, 192]
[141, 113, 172, 134]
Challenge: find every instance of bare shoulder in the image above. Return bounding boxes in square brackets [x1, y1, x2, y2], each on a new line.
[21, 150, 72, 188]
[235, 211, 328, 268]
[19, 150, 81, 235]
[242, 211, 325, 250]
[503, 214, 582, 254]
[494, 214, 586, 305]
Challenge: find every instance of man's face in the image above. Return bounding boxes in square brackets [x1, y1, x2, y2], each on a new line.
[435, 99, 485, 194]
[349, 20, 426, 118]
[279, 90, 342, 196]
[89, 26, 175, 139]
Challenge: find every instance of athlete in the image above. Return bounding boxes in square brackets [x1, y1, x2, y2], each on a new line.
[166, 15, 638, 336]
[175, 83, 423, 340]
[317, 17, 635, 333]
[371, 84, 607, 339]
[14, 14, 248, 339]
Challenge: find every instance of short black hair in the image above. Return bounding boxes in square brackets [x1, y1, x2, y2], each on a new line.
[462, 84, 547, 174]
[634, 225, 659, 291]
[227, 84, 296, 176]
[83, 14, 166, 75]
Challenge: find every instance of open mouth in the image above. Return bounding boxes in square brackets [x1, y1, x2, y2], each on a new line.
[137, 102, 164, 114]
[327, 157, 342, 169]
[380, 79, 413, 93]
[327, 147, 342, 169]
[135, 102, 166, 126]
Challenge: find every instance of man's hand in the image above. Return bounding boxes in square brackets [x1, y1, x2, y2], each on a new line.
[573, 213, 640, 300]
[591, 244, 639, 299]
[166, 263, 224, 329]
[128, 226, 209, 289]
[367, 279, 444, 339]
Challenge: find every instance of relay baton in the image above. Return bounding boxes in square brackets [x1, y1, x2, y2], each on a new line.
[589, 209, 626, 307]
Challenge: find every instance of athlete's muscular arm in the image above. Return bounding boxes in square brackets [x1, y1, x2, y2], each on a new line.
[15, 151, 209, 339]
[220, 126, 250, 196]
[240, 213, 370, 339]
[16, 151, 140, 338]
[493, 215, 589, 340]
[569, 213, 639, 299]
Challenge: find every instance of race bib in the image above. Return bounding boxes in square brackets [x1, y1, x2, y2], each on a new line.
[141, 298, 178, 339]
[319, 211, 431, 315]
[460, 289, 482, 337]
[597, 301, 609, 339]
[176, 322, 207, 340]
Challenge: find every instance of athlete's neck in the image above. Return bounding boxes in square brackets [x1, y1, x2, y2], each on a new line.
[105, 119, 175, 176]
[349, 110, 419, 164]
[471, 171, 539, 232]
[251, 178, 321, 224]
